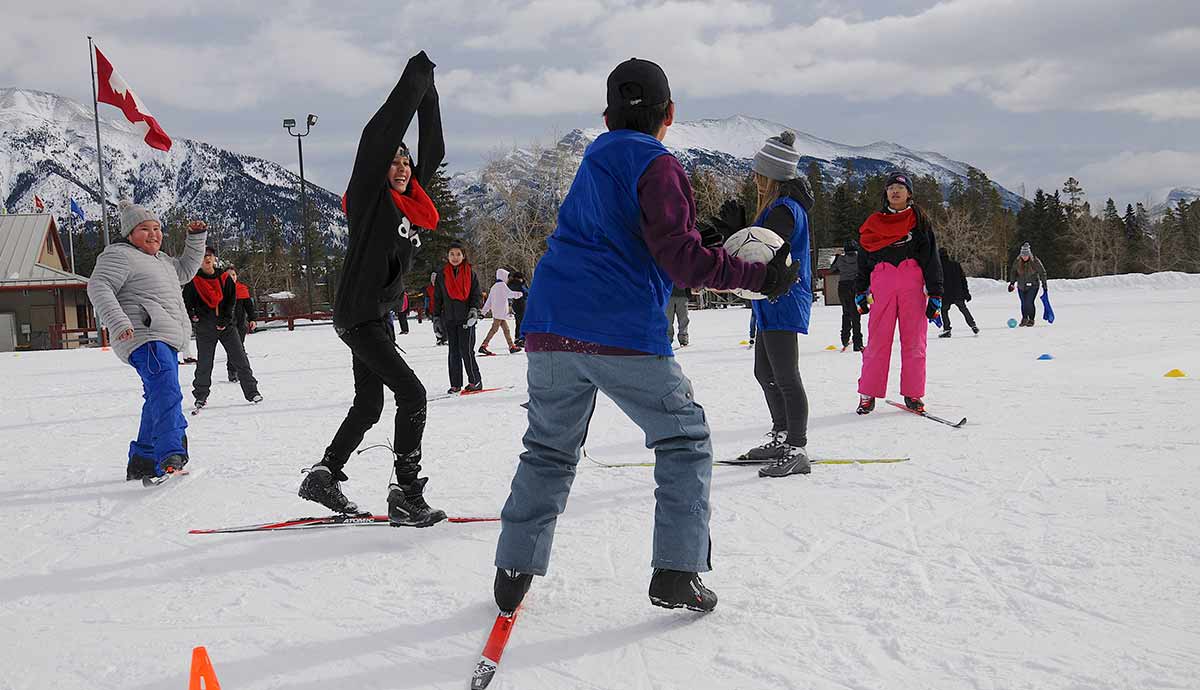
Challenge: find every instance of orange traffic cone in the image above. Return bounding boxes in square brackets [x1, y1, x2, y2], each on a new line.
[189, 646, 221, 690]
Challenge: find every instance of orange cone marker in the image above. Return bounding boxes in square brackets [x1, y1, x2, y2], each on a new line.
[189, 646, 221, 690]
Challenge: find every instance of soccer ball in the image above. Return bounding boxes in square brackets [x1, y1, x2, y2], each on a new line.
[723, 226, 789, 300]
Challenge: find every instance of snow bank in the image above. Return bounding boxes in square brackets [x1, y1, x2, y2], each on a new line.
[968, 271, 1200, 296]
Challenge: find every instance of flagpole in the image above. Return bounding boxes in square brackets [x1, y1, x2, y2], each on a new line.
[69, 215, 77, 274]
[88, 36, 109, 247]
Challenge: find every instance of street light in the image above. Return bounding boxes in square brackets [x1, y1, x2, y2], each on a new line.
[284, 114, 317, 313]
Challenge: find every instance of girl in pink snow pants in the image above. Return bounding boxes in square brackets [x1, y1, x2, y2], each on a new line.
[852, 170, 944, 415]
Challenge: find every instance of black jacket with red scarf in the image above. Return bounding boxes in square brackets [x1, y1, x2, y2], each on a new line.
[333, 51, 445, 331]
[183, 268, 236, 328]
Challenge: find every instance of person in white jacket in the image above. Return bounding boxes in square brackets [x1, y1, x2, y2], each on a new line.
[478, 268, 523, 355]
[86, 200, 208, 484]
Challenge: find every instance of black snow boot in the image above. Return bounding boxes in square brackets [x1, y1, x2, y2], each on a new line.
[387, 477, 447, 527]
[648, 569, 717, 612]
[938, 329, 951, 338]
[904, 396, 926, 413]
[298, 462, 361, 515]
[494, 568, 534, 613]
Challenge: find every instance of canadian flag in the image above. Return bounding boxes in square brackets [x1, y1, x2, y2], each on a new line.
[94, 45, 172, 151]
[34, 195, 45, 212]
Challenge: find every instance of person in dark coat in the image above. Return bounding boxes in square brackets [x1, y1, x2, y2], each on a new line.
[298, 51, 446, 528]
[184, 248, 261, 407]
[829, 239, 863, 351]
[223, 266, 257, 381]
[434, 240, 483, 393]
[507, 270, 528, 347]
[937, 248, 977, 337]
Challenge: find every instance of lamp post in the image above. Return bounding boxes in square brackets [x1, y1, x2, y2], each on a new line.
[284, 113, 317, 313]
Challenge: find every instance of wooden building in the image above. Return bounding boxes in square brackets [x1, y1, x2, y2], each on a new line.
[0, 214, 94, 351]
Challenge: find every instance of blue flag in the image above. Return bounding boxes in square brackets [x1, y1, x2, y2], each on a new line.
[70, 198, 86, 222]
[1041, 292, 1055, 324]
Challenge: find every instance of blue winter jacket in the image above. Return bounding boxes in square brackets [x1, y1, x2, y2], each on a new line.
[750, 196, 812, 333]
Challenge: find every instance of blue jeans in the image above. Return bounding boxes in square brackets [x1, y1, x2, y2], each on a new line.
[495, 351, 714, 575]
[128, 341, 188, 469]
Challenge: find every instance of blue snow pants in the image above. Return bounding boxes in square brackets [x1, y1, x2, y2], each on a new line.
[128, 341, 188, 473]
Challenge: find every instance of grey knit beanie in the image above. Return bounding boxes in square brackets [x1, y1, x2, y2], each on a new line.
[752, 131, 800, 181]
[118, 199, 159, 237]
[1020, 242, 1032, 258]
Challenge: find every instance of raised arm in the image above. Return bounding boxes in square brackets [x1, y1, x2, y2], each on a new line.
[172, 222, 208, 284]
[347, 52, 437, 207]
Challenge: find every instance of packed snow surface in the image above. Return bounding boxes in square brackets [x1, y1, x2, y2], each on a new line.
[2, 275, 1198, 689]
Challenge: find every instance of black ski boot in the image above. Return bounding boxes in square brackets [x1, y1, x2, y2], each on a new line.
[494, 568, 533, 613]
[298, 462, 361, 515]
[758, 445, 811, 478]
[904, 396, 925, 413]
[126, 455, 157, 481]
[387, 477, 447, 527]
[163, 454, 188, 474]
[856, 395, 875, 415]
[649, 569, 717, 612]
[729, 430, 786, 463]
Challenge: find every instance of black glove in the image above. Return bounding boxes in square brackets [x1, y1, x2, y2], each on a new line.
[1007, 282, 1015, 293]
[699, 199, 748, 248]
[758, 241, 800, 302]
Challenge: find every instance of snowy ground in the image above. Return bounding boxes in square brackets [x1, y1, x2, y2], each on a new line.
[2, 274, 1199, 690]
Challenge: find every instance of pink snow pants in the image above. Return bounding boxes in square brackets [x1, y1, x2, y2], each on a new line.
[858, 258, 927, 399]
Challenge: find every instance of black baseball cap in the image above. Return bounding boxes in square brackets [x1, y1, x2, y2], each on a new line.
[606, 58, 671, 112]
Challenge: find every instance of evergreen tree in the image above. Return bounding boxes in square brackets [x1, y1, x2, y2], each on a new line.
[1061, 177, 1085, 222]
[1123, 203, 1145, 272]
[408, 162, 466, 293]
[829, 183, 858, 247]
[805, 161, 832, 252]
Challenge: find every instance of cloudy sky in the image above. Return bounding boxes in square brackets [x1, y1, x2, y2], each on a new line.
[3, 0, 1197, 209]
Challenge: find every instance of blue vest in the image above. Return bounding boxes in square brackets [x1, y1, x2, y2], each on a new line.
[521, 130, 674, 354]
[751, 196, 812, 333]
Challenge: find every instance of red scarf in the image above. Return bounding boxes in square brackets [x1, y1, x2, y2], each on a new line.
[235, 282, 250, 300]
[859, 207, 916, 252]
[341, 178, 440, 230]
[443, 262, 472, 302]
[193, 272, 226, 311]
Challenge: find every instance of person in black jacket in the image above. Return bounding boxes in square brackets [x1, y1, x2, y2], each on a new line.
[937, 247, 977, 338]
[829, 239, 863, 351]
[298, 51, 446, 527]
[434, 240, 483, 393]
[507, 269, 527, 347]
[223, 266, 257, 382]
[184, 248, 261, 409]
[853, 171, 943, 415]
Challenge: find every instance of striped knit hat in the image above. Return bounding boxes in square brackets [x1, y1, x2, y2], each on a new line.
[752, 131, 800, 181]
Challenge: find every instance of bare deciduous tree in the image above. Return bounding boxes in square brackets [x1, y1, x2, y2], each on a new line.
[937, 206, 989, 275]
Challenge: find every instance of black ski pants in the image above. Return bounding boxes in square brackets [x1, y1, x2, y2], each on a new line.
[444, 319, 481, 389]
[943, 300, 977, 331]
[753, 330, 809, 448]
[1019, 286, 1039, 321]
[193, 314, 258, 402]
[325, 318, 427, 483]
[226, 320, 249, 378]
[838, 283, 862, 347]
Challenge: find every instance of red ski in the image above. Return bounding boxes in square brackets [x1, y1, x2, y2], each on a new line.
[885, 399, 967, 428]
[188, 514, 498, 534]
[471, 606, 521, 690]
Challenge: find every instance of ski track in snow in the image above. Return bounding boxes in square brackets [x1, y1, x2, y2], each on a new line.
[1, 276, 1199, 689]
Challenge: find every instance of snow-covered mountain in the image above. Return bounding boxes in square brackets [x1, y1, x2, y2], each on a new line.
[1150, 186, 1200, 217]
[0, 88, 346, 247]
[452, 114, 1025, 213]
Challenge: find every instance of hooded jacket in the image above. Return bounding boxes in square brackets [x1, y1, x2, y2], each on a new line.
[1011, 255, 1048, 291]
[939, 249, 970, 303]
[481, 268, 523, 319]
